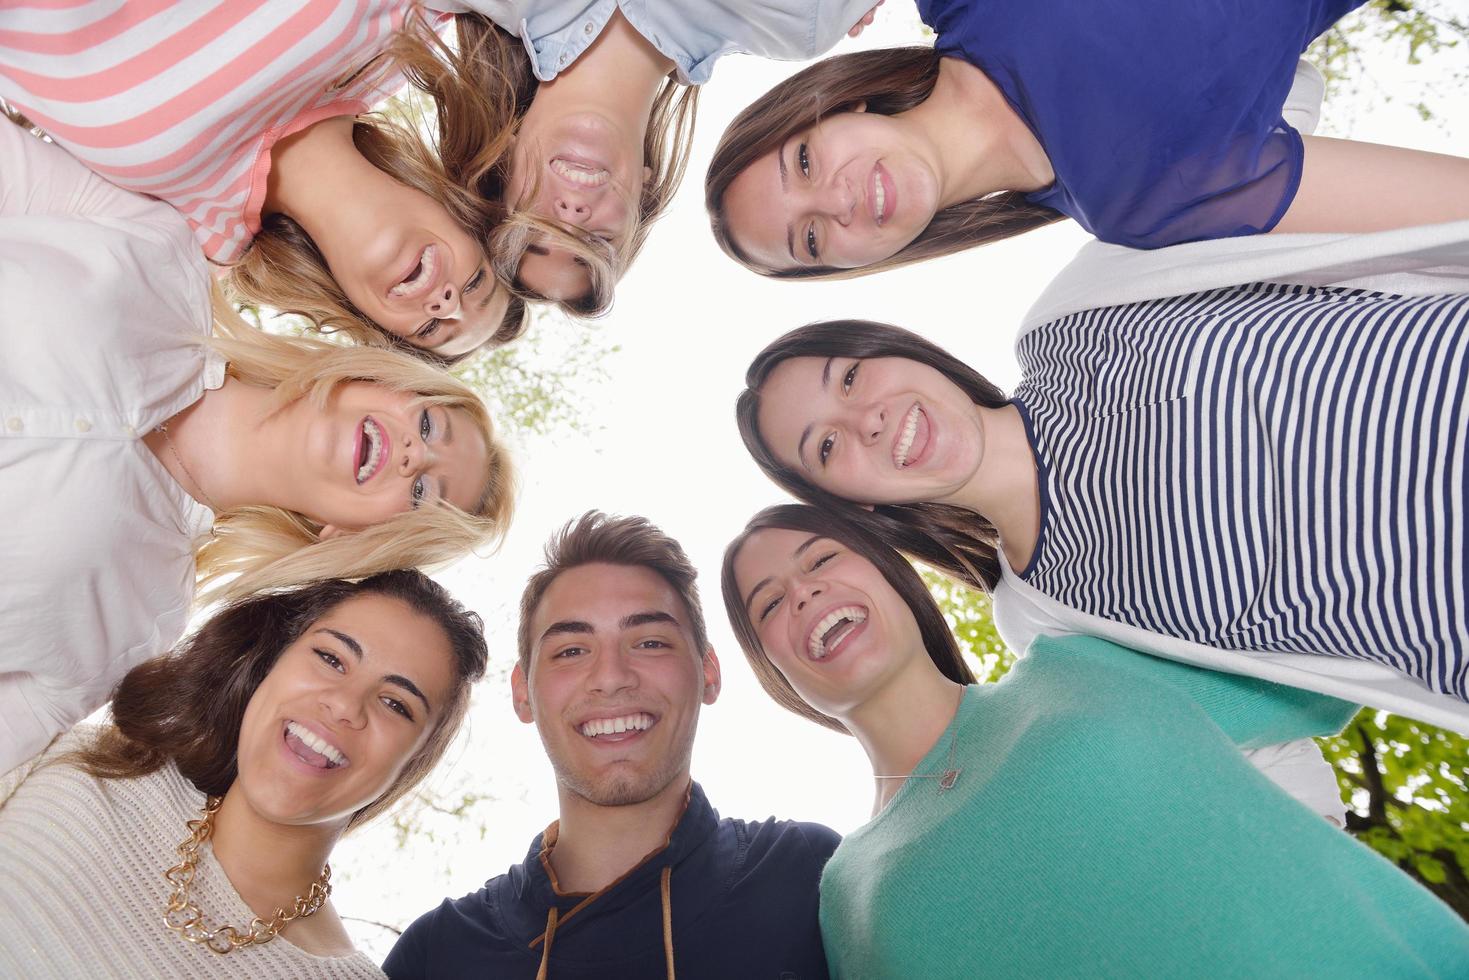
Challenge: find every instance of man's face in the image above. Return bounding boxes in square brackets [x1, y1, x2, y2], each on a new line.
[513, 563, 720, 807]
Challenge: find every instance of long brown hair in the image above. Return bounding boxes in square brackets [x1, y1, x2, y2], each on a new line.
[737, 320, 1008, 592]
[722, 504, 976, 733]
[225, 12, 533, 358]
[72, 570, 488, 831]
[705, 46, 1063, 280]
[492, 75, 699, 317]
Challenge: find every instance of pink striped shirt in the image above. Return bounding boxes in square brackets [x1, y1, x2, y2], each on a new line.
[0, 1, 451, 262]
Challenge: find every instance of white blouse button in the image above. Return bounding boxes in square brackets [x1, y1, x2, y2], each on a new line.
[123, 424, 138, 436]
[75, 418, 92, 433]
[5, 417, 21, 432]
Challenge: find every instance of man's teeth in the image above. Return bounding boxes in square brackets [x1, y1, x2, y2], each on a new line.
[580, 713, 654, 737]
[285, 721, 347, 768]
[894, 404, 921, 467]
[357, 417, 383, 483]
[807, 606, 868, 660]
[551, 157, 609, 187]
[388, 244, 437, 298]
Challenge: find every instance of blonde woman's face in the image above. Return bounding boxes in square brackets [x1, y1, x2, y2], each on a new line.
[286, 381, 491, 536]
[720, 109, 940, 273]
[233, 593, 455, 827]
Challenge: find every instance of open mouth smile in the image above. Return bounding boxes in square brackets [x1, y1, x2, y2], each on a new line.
[355, 416, 389, 485]
[806, 605, 868, 661]
[893, 403, 930, 468]
[870, 164, 895, 227]
[551, 156, 610, 188]
[283, 720, 349, 770]
[389, 243, 439, 300]
[578, 712, 656, 742]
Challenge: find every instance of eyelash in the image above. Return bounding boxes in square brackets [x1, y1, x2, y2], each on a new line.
[411, 409, 433, 508]
[315, 648, 415, 720]
[795, 142, 820, 261]
[755, 551, 839, 622]
[818, 362, 860, 466]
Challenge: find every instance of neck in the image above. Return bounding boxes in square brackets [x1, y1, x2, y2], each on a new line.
[263, 115, 385, 252]
[209, 787, 343, 922]
[148, 378, 307, 515]
[948, 403, 1041, 573]
[844, 659, 964, 816]
[902, 56, 1053, 209]
[545, 773, 690, 894]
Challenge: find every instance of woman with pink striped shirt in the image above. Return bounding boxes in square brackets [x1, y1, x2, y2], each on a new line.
[0, 1, 529, 360]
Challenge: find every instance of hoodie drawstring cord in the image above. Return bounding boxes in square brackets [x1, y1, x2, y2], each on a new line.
[535, 907, 558, 980]
[660, 865, 675, 980]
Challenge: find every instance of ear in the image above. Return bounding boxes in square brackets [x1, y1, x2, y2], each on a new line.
[852, 100, 868, 114]
[317, 524, 343, 540]
[858, 502, 875, 512]
[642, 164, 653, 185]
[700, 647, 722, 706]
[510, 663, 534, 724]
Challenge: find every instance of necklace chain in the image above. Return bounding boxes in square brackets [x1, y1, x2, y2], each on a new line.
[163, 795, 332, 955]
[156, 421, 221, 514]
[873, 729, 963, 792]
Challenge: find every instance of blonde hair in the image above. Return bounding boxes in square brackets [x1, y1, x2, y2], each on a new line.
[198, 289, 515, 604]
[496, 72, 699, 318]
[224, 11, 533, 357]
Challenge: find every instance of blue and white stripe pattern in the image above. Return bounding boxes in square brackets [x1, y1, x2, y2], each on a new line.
[1014, 282, 1469, 700]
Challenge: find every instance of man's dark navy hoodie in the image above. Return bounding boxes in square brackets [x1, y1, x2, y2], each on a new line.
[383, 782, 839, 979]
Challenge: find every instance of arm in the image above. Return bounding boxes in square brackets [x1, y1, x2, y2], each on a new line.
[1273, 135, 1469, 234]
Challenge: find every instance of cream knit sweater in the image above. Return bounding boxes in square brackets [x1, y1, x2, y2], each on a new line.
[0, 728, 383, 979]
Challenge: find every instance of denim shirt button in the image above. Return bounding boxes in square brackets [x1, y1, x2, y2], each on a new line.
[583, 20, 594, 34]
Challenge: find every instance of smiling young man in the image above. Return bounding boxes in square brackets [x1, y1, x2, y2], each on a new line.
[384, 511, 839, 979]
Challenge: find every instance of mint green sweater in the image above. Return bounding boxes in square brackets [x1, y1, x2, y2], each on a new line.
[819, 635, 1469, 978]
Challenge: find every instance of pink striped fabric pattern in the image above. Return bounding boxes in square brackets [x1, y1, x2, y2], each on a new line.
[0, 1, 427, 262]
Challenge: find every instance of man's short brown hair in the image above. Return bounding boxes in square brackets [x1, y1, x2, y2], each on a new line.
[517, 511, 711, 673]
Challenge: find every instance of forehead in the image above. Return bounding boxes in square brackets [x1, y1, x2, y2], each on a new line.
[723, 144, 792, 272]
[517, 244, 594, 304]
[756, 356, 830, 466]
[733, 527, 819, 594]
[532, 563, 691, 637]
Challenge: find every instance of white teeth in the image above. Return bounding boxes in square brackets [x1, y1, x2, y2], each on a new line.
[285, 721, 347, 767]
[894, 404, 921, 467]
[807, 606, 868, 660]
[388, 244, 437, 298]
[357, 418, 383, 483]
[551, 157, 610, 187]
[874, 174, 886, 224]
[579, 713, 654, 738]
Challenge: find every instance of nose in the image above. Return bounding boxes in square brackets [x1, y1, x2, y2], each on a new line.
[859, 402, 887, 444]
[425, 282, 461, 319]
[552, 191, 594, 228]
[397, 426, 427, 476]
[588, 645, 638, 695]
[812, 175, 857, 226]
[794, 582, 825, 613]
[321, 688, 367, 731]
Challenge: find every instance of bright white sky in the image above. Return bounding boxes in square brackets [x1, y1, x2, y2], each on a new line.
[330, 3, 1467, 956]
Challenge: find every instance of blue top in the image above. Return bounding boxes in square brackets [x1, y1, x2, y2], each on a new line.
[1013, 282, 1469, 701]
[383, 781, 840, 978]
[464, 0, 874, 83]
[917, 0, 1364, 248]
[820, 635, 1469, 978]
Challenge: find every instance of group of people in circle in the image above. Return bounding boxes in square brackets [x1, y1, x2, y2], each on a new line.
[2, 0, 1468, 976]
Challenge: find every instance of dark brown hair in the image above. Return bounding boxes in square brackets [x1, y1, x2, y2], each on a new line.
[226, 12, 533, 358]
[517, 511, 711, 673]
[73, 570, 488, 830]
[721, 504, 976, 733]
[705, 46, 1063, 280]
[737, 319, 1008, 592]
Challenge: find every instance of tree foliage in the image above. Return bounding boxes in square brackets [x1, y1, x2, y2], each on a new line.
[925, 572, 1469, 923]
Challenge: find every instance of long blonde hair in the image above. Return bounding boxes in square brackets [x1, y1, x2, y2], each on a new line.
[198, 290, 515, 604]
[224, 11, 533, 357]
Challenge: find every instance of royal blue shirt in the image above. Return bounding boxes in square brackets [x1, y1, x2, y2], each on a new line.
[918, 0, 1365, 248]
[383, 782, 839, 979]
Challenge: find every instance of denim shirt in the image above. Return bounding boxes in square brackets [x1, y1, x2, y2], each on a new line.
[439, 0, 871, 83]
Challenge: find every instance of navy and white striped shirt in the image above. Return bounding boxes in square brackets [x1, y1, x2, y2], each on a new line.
[1014, 282, 1469, 701]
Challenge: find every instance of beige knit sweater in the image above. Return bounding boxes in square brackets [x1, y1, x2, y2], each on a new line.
[0, 728, 384, 979]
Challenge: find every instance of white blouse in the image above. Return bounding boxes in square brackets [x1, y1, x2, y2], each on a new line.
[0, 121, 223, 775]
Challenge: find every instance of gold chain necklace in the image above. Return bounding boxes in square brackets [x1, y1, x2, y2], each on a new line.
[156, 421, 221, 514]
[163, 796, 332, 955]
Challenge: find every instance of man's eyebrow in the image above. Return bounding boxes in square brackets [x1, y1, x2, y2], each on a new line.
[742, 535, 823, 613]
[795, 357, 835, 467]
[621, 610, 679, 630]
[539, 619, 593, 644]
[317, 628, 362, 659]
[384, 673, 431, 713]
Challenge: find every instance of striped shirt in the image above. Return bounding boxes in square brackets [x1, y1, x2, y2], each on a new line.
[0, 1, 449, 262]
[1014, 282, 1469, 701]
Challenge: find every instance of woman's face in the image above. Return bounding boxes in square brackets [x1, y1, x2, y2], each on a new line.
[504, 105, 649, 303]
[233, 593, 457, 828]
[320, 181, 506, 358]
[287, 381, 491, 535]
[755, 355, 986, 506]
[720, 109, 940, 273]
[733, 527, 924, 718]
